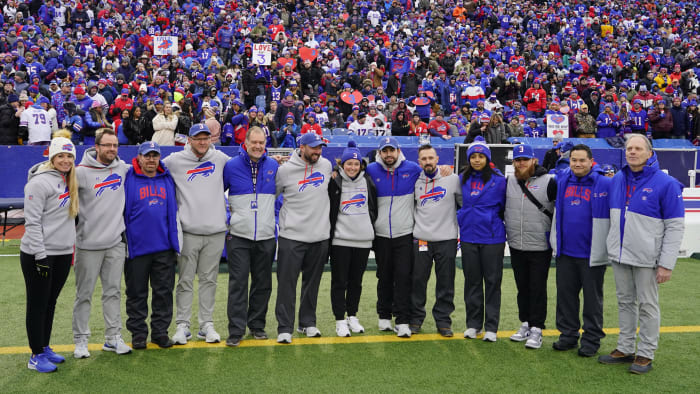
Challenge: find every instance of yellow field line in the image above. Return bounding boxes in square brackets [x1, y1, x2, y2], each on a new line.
[1, 326, 699, 355]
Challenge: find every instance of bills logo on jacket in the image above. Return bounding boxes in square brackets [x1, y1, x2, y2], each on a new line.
[186, 161, 216, 182]
[298, 172, 324, 191]
[419, 186, 446, 206]
[341, 193, 366, 212]
[58, 186, 70, 207]
[94, 173, 122, 196]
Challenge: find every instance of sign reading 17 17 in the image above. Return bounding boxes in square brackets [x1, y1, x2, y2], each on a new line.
[253, 43, 272, 65]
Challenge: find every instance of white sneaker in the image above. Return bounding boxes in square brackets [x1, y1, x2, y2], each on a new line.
[73, 339, 90, 359]
[297, 326, 322, 337]
[347, 316, 364, 333]
[103, 335, 132, 355]
[336, 320, 351, 337]
[277, 333, 292, 344]
[463, 328, 482, 339]
[510, 322, 530, 342]
[378, 319, 393, 332]
[172, 323, 192, 345]
[395, 324, 411, 338]
[197, 322, 221, 343]
[525, 327, 543, 349]
[483, 331, 498, 342]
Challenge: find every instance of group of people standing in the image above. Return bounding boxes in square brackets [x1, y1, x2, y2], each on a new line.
[20, 125, 683, 376]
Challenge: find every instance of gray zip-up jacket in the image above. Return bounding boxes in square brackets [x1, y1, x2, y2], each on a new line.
[504, 167, 556, 251]
[20, 162, 76, 259]
[276, 149, 332, 243]
[413, 170, 461, 242]
[163, 144, 230, 235]
[75, 148, 130, 250]
[331, 168, 375, 248]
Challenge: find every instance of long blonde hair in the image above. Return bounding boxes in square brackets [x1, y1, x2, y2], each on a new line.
[40, 155, 79, 218]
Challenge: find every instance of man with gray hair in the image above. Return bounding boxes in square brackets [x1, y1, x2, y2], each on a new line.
[598, 134, 684, 374]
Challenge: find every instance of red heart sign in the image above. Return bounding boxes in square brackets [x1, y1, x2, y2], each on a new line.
[413, 97, 431, 106]
[340, 91, 364, 105]
[299, 47, 318, 62]
[92, 36, 106, 47]
[345, 40, 354, 49]
[277, 57, 297, 70]
[366, 95, 375, 103]
[341, 13, 349, 21]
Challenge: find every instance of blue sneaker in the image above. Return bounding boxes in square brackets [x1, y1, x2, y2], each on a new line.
[42, 346, 66, 363]
[27, 353, 57, 373]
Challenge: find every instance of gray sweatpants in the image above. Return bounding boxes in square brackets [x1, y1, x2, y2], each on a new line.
[72, 242, 126, 341]
[275, 237, 329, 334]
[612, 261, 660, 360]
[175, 232, 226, 329]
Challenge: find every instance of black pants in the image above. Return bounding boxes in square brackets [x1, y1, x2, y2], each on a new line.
[556, 254, 606, 350]
[373, 235, 413, 324]
[275, 237, 329, 334]
[330, 245, 370, 320]
[410, 239, 457, 328]
[124, 250, 176, 341]
[226, 235, 276, 337]
[510, 248, 552, 329]
[461, 242, 504, 332]
[20, 252, 72, 355]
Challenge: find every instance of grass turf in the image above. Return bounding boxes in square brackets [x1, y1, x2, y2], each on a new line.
[0, 239, 698, 392]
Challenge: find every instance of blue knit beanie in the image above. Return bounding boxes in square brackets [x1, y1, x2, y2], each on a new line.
[341, 140, 362, 164]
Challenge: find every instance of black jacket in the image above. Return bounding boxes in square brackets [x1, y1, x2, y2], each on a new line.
[0, 103, 19, 144]
[328, 165, 378, 242]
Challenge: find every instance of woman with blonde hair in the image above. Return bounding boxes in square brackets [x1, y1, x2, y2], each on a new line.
[152, 101, 179, 145]
[20, 137, 79, 373]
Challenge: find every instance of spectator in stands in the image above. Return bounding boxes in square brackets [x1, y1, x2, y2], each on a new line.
[598, 135, 684, 374]
[409, 113, 429, 137]
[0, 94, 20, 144]
[648, 100, 673, 139]
[585, 92, 601, 119]
[507, 117, 524, 138]
[596, 104, 620, 138]
[465, 115, 490, 143]
[427, 111, 452, 140]
[670, 97, 690, 140]
[152, 102, 179, 146]
[542, 136, 563, 171]
[688, 101, 700, 145]
[485, 114, 507, 144]
[573, 105, 597, 138]
[391, 111, 410, 136]
[300, 113, 323, 135]
[523, 79, 546, 118]
[20, 137, 78, 373]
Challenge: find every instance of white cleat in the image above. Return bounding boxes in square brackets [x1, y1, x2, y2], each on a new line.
[347, 316, 365, 333]
[336, 320, 351, 337]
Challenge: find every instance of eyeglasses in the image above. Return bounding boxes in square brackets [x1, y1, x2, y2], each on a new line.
[97, 143, 119, 148]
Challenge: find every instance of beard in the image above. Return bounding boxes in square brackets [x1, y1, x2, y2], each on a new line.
[514, 162, 535, 180]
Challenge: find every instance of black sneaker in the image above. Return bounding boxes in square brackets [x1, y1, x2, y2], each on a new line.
[409, 324, 421, 334]
[578, 347, 598, 357]
[132, 338, 147, 350]
[226, 336, 242, 347]
[438, 328, 454, 338]
[598, 349, 635, 364]
[152, 336, 174, 348]
[252, 331, 268, 340]
[552, 340, 578, 351]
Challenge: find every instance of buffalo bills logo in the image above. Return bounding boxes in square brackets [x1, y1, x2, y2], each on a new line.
[186, 161, 216, 181]
[94, 173, 122, 196]
[341, 194, 366, 212]
[642, 188, 653, 193]
[298, 172, 325, 191]
[58, 186, 70, 207]
[570, 199, 581, 206]
[419, 186, 446, 206]
[62, 144, 73, 151]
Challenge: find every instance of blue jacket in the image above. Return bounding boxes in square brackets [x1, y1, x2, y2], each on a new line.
[605, 153, 684, 270]
[223, 149, 278, 241]
[457, 170, 506, 244]
[366, 151, 421, 238]
[551, 166, 611, 265]
[124, 158, 180, 258]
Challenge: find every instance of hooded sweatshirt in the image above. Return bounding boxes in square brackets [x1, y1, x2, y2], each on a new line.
[329, 167, 377, 248]
[275, 149, 332, 243]
[414, 170, 461, 242]
[366, 151, 422, 238]
[75, 147, 130, 250]
[457, 169, 506, 244]
[123, 158, 180, 258]
[20, 162, 76, 259]
[163, 144, 230, 235]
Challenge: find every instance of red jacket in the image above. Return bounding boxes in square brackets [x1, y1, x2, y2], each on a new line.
[523, 87, 547, 112]
[300, 123, 322, 135]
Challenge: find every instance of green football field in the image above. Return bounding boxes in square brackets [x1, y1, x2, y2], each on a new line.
[1, 239, 698, 392]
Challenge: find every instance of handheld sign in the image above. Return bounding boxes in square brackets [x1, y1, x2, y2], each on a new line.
[253, 43, 272, 65]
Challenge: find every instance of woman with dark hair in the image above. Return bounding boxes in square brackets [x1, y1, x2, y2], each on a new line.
[457, 137, 506, 342]
[123, 106, 146, 145]
[391, 111, 410, 136]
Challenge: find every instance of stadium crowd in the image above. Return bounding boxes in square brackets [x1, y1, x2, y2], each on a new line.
[6, 0, 690, 378]
[0, 0, 700, 146]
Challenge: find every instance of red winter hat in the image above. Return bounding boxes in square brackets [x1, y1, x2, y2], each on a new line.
[74, 86, 85, 95]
